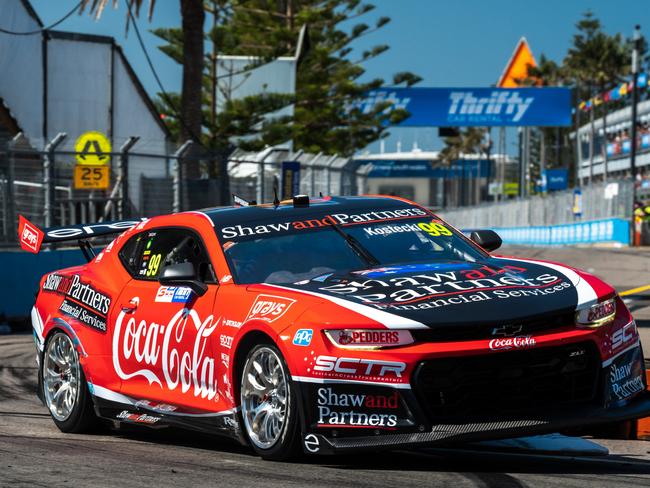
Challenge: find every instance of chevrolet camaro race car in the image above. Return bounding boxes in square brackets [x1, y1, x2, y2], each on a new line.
[18, 195, 650, 460]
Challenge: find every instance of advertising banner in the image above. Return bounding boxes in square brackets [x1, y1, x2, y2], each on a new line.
[544, 168, 569, 191]
[365, 159, 490, 179]
[356, 87, 572, 127]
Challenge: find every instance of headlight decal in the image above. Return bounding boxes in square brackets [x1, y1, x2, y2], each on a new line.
[576, 297, 616, 327]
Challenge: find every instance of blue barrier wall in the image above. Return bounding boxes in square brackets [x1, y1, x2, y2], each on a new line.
[1, 249, 88, 319]
[494, 218, 630, 246]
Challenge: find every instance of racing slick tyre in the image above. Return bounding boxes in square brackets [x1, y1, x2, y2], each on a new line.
[239, 343, 301, 460]
[42, 331, 99, 433]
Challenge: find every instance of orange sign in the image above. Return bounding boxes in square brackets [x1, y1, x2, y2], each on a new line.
[74, 165, 110, 190]
[497, 38, 538, 88]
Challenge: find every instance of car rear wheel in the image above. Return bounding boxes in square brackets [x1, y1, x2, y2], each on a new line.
[42, 331, 98, 433]
[239, 344, 300, 460]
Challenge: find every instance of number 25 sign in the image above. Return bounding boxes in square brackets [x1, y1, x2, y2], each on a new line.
[74, 165, 110, 190]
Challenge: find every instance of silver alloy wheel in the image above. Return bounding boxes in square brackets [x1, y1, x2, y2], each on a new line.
[43, 333, 80, 422]
[240, 346, 289, 450]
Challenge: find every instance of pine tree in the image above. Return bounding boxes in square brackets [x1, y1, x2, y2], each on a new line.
[228, 0, 421, 155]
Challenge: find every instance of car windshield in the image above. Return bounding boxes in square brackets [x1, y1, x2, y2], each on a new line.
[217, 211, 486, 285]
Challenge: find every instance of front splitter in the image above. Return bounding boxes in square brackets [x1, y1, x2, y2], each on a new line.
[301, 392, 650, 455]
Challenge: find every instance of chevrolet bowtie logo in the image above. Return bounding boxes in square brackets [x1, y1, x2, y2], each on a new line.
[491, 324, 523, 337]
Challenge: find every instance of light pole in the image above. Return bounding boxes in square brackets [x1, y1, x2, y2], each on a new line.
[631, 25, 643, 245]
[631, 25, 642, 191]
[483, 127, 493, 202]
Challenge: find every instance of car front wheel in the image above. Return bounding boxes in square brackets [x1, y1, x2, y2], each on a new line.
[239, 343, 300, 460]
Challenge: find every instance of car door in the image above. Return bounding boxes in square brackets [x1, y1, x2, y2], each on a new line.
[112, 227, 223, 412]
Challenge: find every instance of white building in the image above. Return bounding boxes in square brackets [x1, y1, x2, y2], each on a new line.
[354, 149, 515, 207]
[574, 99, 650, 181]
[1, 0, 171, 227]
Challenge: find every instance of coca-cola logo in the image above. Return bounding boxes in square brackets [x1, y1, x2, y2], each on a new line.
[488, 336, 536, 351]
[112, 301, 220, 401]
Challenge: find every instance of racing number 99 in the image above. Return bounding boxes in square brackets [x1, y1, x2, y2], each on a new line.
[417, 221, 452, 237]
[146, 253, 162, 277]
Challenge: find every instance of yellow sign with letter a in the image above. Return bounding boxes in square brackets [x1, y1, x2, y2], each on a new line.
[75, 131, 111, 166]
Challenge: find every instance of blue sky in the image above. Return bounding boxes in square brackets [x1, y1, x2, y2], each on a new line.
[31, 0, 650, 154]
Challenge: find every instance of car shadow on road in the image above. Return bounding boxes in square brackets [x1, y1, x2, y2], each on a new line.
[107, 424, 650, 477]
[0, 365, 38, 401]
[321, 447, 650, 476]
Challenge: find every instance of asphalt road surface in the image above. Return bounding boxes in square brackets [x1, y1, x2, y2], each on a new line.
[2, 246, 650, 487]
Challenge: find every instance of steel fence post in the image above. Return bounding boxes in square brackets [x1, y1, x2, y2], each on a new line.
[308, 152, 322, 196]
[258, 149, 275, 204]
[173, 140, 193, 213]
[325, 155, 337, 195]
[6, 133, 21, 234]
[260, 155, 266, 204]
[118, 137, 139, 219]
[257, 158, 264, 204]
[43, 133, 66, 227]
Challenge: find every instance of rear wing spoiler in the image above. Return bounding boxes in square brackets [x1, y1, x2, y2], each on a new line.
[18, 214, 146, 258]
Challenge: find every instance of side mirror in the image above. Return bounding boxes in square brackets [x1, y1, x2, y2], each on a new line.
[158, 262, 208, 297]
[470, 229, 502, 252]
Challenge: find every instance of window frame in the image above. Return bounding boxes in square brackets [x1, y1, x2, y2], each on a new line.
[118, 226, 219, 284]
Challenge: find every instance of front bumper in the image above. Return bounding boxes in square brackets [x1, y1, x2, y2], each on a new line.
[296, 341, 649, 455]
[301, 390, 650, 455]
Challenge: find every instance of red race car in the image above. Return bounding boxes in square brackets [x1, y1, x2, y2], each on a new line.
[19, 195, 650, 460]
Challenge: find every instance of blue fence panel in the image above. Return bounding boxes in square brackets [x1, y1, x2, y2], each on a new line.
[492, 218, 630, 246]
[1, 249, 87, 319]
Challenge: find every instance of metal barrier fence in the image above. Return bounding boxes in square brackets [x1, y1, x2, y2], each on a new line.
[227, 148, 370, 203]
[0, 133, 173, 244]
[439, 179, 634, 230]
[0, 134, 368, 246]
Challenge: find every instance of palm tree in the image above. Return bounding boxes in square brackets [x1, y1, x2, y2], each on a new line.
[80, 0, 204, 158]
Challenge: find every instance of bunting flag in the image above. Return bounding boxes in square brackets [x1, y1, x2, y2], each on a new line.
[578, 72, 650, 111]
[619, 83, 628, 96]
